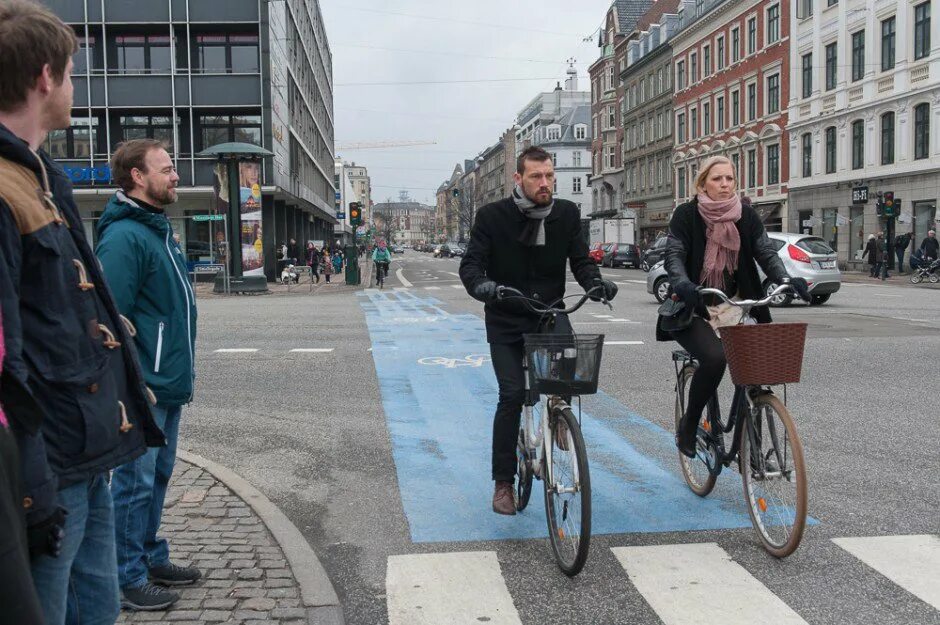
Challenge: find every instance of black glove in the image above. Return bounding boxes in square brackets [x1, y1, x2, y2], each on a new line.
[590, 278, 618, 302]
[786, 277, 811, 303]
[672, 280, 702, 309]
[28, 507, 66, 559]
[472, 280, 499, 303]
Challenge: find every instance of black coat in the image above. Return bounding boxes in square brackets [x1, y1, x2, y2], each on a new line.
[657, 198, 789, 342]
[921, 236, 939, 259]
[862, 238, 880, 265]
[460, 197, 600, 344]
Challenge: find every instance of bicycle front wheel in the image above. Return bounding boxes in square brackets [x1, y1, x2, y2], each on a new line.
[542, 405, 591, 577]
[675, 363, 717, 497]
[740, 394, 808, 558]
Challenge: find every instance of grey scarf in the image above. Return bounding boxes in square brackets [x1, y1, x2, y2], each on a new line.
[512, 184, 553, 247]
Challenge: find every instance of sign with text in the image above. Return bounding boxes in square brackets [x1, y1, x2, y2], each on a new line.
[193, 214, 225, 222]
[193, 264, 225, 274]
[852, 186, 869, 203]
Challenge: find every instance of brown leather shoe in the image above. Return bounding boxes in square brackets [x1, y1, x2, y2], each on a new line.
[492, 481, 516, 515]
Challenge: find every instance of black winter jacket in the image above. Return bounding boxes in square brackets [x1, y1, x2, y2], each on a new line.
[0, 123, 163, 524]
[460, 197, 600, 343]
[657, 197, 789, 342]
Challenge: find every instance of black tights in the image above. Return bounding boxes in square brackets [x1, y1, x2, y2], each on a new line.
[672, 317, 727, 426]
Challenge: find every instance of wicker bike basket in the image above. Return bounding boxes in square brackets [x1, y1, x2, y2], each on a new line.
[523, 334, 604, 395]
[719, 322, 808, 386]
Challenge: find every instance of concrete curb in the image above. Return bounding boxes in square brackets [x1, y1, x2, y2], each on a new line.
[177, 449, 345, 625]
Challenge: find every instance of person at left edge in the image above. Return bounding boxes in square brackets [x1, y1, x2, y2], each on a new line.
[96, 139, 200, 612]
[0, 2, 164, 623]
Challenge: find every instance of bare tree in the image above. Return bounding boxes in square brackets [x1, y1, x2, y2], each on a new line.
[456, 178, 477, 243]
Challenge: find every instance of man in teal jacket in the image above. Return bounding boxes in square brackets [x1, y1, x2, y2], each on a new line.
[96, 139, 199, 611]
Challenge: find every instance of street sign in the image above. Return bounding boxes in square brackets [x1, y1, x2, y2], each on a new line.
[193, 264, 225, 274]
[193, 214, 225, 222]
[336, 212, 346, 219]
[852, 186, 869, 203]
[356, 226, 366, 234]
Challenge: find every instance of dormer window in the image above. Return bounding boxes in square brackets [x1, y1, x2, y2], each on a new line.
[574, 124, 587, 140]
[546, 125, 562, 141]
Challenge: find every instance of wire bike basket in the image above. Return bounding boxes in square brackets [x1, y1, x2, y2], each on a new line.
[719, 322, 808, 386]
[523, 334, 604, 395]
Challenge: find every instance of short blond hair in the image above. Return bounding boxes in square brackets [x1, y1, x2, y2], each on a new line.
[694, 155, 737, 194]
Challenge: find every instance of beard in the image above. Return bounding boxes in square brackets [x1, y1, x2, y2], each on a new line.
[147, 180, 177, 206]
[525, 187, 553, 207]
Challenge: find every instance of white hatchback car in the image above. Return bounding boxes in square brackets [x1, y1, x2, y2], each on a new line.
[647, 232, 842, 306]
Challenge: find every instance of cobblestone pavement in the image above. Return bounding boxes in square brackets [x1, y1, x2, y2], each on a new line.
[117, 460, 309, 625]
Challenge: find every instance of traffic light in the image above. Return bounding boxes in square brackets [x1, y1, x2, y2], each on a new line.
[883, 192, 897, 217]
[349, 202, 362, 226]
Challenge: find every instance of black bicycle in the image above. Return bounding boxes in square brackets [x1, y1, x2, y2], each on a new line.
[673, 285, 809, 557]
[497, 285, 609, 576]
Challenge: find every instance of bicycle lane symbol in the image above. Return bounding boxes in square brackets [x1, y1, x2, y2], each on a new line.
[417, 354, 491, 369]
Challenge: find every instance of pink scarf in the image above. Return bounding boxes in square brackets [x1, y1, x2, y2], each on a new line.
[696, 193, 742, 290]
[0, 311, 7, 428]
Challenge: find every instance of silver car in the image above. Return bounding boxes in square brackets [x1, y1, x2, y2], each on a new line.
[646, 233, 842, 306]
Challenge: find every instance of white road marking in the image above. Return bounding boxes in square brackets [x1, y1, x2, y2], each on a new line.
[451, 284, 463, 289]
[624, 279, 647, 284]
[593, 314, 614, 319]
[425, 286, 441, 290]
[446, 271, 461, 277]
[387, 552, 521, 625]
[872, 293, 903, 297]
[605, 341, 645, 345]
[612, 543, 809, 625]
[610, 319, 642, 324]
[290, 348, 334, 353]
[395, 267, 412, 287]
[214, 348, 258, 353]
[833, 535, 940, 610]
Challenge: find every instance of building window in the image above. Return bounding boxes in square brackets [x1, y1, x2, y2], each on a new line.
[881, 112, 895, 165]
[731, 152, 740, 178]
[797, 0, 813, 19]
[114, 35, 171, 74]
[677, 112, 686, 142]
[802, 53, 813, 98]
[607, 66, 614, 91]
[73, 35, 98, 75]
[44, 117, 98, 159]
[915, 2, 931, 60]
[828, 0, 838, 5]
[881, 17, 896, 71]
[690, 52, 698, 82]
[915, 102, 930, 159]
[802, 133, 812, 177]
[717, 36, 726, 70]
[732, 89, 740, 125]
[825, 126, 837, 172]
[747, 82, 757, 120]
[851, 31, 865, 82]
[194, 34, 260, 73]
[690, 107, 698, 139]
[732, 26, 741, 62]
[747, 148, 756, 188]
[608, 105, 616, 129]
[677, 166, 687, 198]
[547, 126, 561, 140]
[551, 152, 557, 165]
[677, 60, 686, 89]
[851, 120, 864, 169]
[703, 102, 711, 134]
[575, 125, 586, 140]
[573, 177, 582, 193]
[767, 144, 780, 185]
[717, 95, 725, 131]
[573, 150, 582, 167]
[120, 115, 176, 154]
[704, 45, 712, 76]
[767, 5, 780, 44]
[825, 42, 838, 90]
[605, 144, 616, 169]
[198, 114, 262, 149]
[747, 17, 757, 55]
[767, 73, 780, 114]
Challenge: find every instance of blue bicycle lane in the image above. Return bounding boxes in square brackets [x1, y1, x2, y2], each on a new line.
[359, 288, 775, 543]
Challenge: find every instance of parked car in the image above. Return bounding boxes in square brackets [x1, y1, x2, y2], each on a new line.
[640, 236, 668, 271]
[450, 246, 465, 257]
[588, 242, 606, 264]
[602, 243, 641, 269]
[646, 233, 841, 306]
[434, 244, 453, 258]
[390, 245, 404, 254]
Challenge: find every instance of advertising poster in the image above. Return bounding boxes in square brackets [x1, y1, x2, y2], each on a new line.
[239, 161, 264, 276]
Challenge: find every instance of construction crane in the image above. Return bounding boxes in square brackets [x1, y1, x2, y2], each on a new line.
[335, 140, 437, 150]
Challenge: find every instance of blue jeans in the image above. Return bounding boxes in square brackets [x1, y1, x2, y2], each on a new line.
[111, 404, 181, 589]
[30, 474, 120, 625]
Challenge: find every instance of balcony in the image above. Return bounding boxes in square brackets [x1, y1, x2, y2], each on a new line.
[911, 63, 930, 84]
[878, 76, 894, 93]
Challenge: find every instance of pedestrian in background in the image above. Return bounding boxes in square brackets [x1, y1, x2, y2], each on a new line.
[97, 139, 201, 611]
[921, 230, 939, 261]
[332, 250, 344, 275]
[0, 3, 164, 622]
[307, 241, 320, 283]
[894, 232, 911, 274]
[862, 234, 880, 277]
[287, 238, 301, 265]
[322, 250, 334, 283]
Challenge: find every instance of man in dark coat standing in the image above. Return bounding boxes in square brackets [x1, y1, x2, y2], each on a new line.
[921, 230, 939, 262]
[459, 146, 618, 515]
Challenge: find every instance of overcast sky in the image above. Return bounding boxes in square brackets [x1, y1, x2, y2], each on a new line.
[320, 0, 613, 206]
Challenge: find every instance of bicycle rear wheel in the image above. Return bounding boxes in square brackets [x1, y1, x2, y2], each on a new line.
[515, 402, 541, 512]
[675, 363, 717, 497]
[740, 394, 808, 558]
[542, 405, 591, 577]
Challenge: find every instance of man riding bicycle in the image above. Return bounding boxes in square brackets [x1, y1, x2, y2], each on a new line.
[657, 155, 811, 458]
[372, 241, 391, 284]
[460, 146, 618, 515]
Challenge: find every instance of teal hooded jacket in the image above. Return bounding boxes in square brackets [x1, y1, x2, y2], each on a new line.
[96, 192, 197, 406]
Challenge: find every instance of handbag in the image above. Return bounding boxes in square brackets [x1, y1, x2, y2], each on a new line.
[658, 296, 693, 333]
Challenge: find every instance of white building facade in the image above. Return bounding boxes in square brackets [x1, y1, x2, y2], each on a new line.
[536, 105, 595, 220]
[787, 0, 940, 269]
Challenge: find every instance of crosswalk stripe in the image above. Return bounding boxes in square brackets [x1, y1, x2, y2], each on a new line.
[611, 543, 809, 625]
[290, 348, 334, 353]
[214, 348, 258, 353]
[833, 535, 940, 610]
[386, 552, 521, 625]
[451, 284, 463, 289]
[425, 286, 441, 290]
[605, 341, 644, 345]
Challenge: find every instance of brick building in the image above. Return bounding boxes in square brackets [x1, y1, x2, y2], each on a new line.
[671, 0, 790, 231]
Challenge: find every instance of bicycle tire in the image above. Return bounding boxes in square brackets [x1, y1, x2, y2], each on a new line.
[740, 394, 808, 558]
[675, 363, 717, 497]
[515, 403, 540, 512]
[542, 405, 591, 577]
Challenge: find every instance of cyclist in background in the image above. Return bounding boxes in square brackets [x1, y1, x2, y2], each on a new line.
[372, 240, 392, 285]
[460, 146, 618, 515]
[657, 155, 811, 458]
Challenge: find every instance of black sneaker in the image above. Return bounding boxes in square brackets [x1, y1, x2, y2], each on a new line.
[149, 561, 202, 586]
[121, 582, 179, 611]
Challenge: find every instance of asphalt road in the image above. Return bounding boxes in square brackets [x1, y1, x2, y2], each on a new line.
[180, 250, 940, 625]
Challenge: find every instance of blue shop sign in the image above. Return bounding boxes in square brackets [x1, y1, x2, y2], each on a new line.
[63, 165, 111, 184]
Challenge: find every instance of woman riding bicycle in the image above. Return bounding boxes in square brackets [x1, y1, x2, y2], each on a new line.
[372, 241, 392, 282]
[657, 156, 811, 458]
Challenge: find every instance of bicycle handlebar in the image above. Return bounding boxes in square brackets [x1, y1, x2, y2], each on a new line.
[496, 285, 609, 315]
[698, 284, 795, 310]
